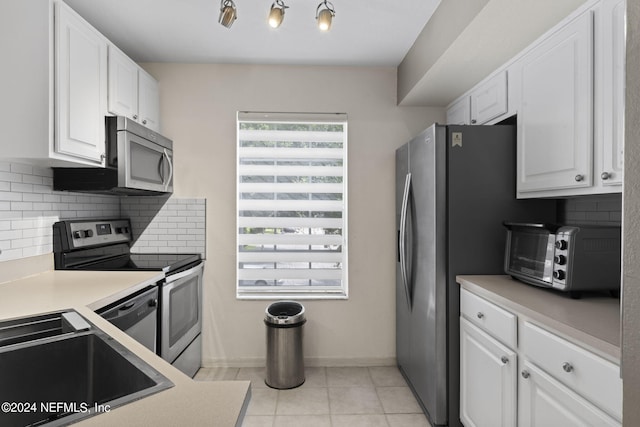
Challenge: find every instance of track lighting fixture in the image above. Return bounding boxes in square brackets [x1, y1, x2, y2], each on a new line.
[217, 0, 336, 31]
[268, 0, 289, 29]
[218, 0, 237, 28]
[316, 0, 335, 31]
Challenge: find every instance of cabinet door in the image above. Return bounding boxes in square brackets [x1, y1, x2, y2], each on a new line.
[470, 71, 508, 125]
[108, 45, 139, 120]
[599, 0, 625, 186]
[460, 318, 516, 427]
[138, 69, 160, 132]
[518, 361, 620, 427]
[54, 1, 107, 164]
[446, 97, 470, 125]
[517, 11, 593, 194]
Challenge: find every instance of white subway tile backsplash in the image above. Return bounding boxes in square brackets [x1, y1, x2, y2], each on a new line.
[0, 162, 120, 262]
[557, 194, 622, 226]
[121, 196, 206, 258]
[1, 161, 207, 263]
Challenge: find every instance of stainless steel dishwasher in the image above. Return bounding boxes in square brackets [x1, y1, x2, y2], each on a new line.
[97, 286, 159, 352]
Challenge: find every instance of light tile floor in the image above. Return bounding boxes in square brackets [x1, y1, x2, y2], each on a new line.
[194, 366, 433, 427]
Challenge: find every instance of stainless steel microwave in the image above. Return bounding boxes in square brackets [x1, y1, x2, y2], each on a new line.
[53, 116, 173, 195]
[503, 222, 621, 295]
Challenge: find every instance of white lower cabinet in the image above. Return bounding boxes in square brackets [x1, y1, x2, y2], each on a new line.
[518, 361, 619, 427]
[460, 318, 517, 427]
[459, 288, 621, 427]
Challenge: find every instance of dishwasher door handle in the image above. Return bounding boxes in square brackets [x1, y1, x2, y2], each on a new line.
[119, 302, 136, 311]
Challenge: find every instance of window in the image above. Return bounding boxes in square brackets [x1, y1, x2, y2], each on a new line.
[236, 112, 348, 299]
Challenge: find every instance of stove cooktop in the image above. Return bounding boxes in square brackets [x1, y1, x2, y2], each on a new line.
[75, 252, 201, 275]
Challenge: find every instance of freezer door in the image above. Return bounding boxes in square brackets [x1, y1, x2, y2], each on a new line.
[395, 143, 411, 371]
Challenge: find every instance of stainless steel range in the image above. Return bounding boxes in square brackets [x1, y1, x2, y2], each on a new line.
[53, 219, 204, 378]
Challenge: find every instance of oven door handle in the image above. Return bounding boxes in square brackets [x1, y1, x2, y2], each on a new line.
[165, 262, 204, 283]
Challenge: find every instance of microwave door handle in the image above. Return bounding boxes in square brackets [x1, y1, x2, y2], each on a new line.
[158, 154, 165, 184]
[164, 149, 174, 190]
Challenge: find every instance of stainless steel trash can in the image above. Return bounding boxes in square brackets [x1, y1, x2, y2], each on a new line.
[264, 301, 306, 389]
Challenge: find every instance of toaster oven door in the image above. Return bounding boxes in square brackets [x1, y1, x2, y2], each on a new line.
[504, 224, 556, 286]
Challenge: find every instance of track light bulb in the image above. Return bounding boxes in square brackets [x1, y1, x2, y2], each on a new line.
[218, 0, 237, 28]
[316, 0, 335, 31]
[268, 0, 288, 28]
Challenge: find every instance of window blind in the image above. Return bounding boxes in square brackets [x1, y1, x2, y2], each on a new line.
[236, 113, 347, 297]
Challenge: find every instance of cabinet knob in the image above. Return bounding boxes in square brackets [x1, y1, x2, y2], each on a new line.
[601, 172, 611, 180]
[562, 362, 574, 373]
[142, 119, 148, 125]
[575, 174, 584, 182]
[501, 356, 509, 364]
[521, 370, 530, 379]
[471, 119, 477, 124]
[476, 312, 484, 319]
[133, 114, 138, 120]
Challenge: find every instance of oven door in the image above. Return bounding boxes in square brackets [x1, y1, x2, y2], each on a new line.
[504, 222, 556, 287]
[160, 262, 203, 364]
[117, 130, 173, 193]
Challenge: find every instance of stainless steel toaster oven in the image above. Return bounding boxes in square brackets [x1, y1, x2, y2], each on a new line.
[503, 222, 621, 295]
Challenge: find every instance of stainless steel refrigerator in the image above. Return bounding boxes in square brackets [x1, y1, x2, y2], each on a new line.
[395, 123, 555, 426]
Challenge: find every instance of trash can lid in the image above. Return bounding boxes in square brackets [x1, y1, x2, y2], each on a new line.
[265, 301, 305, 325]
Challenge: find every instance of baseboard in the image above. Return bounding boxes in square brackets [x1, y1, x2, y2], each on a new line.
[201, 356, 397, 369]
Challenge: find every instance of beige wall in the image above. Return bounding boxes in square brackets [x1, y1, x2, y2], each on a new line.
[142, 63, 443, 366]
[623, 0, 640, 422]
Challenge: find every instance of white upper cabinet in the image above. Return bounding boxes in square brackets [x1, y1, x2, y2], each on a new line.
[1, 0, 160, 167]
[108, 46, 139, 121]
[514, 0, 625, 197]
[598, 0, 625, 186]
[446, 71, 508, 126]
[138, 69, 161, 132]
[1, 0, 108, 166]
[470, 71, 508, 125]
[515, 11, 594, 195]
[446, 96, 471, 125]
[108, 46, 161, 132]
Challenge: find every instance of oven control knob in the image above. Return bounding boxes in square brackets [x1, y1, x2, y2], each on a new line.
[554, 270, 566, 281]
[73, 230, 93, 239]
[554, 255, 567, 265]
[555, 240, 568, 250]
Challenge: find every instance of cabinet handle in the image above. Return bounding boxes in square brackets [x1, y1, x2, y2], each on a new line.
[562, 362, 574, 373]
[575, 174, 584, 182]
[601, 172, 611, 180]
[501, 356, 509, 364]
[476, 312, 484, 319]
[133, 114, 138, 120]
[521, 370, 530, 379]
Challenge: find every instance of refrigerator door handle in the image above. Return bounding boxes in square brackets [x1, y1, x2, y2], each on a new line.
[399, 172, 412, 309]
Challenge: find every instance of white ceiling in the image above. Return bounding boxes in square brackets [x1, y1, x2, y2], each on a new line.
[64, 0, 441, 66]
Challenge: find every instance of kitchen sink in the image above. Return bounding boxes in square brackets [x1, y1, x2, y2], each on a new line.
[0, 310, 173, 427]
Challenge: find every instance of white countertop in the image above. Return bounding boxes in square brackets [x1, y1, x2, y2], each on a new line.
[457, 275, 621, 361]
[0, 267, 250, 427]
